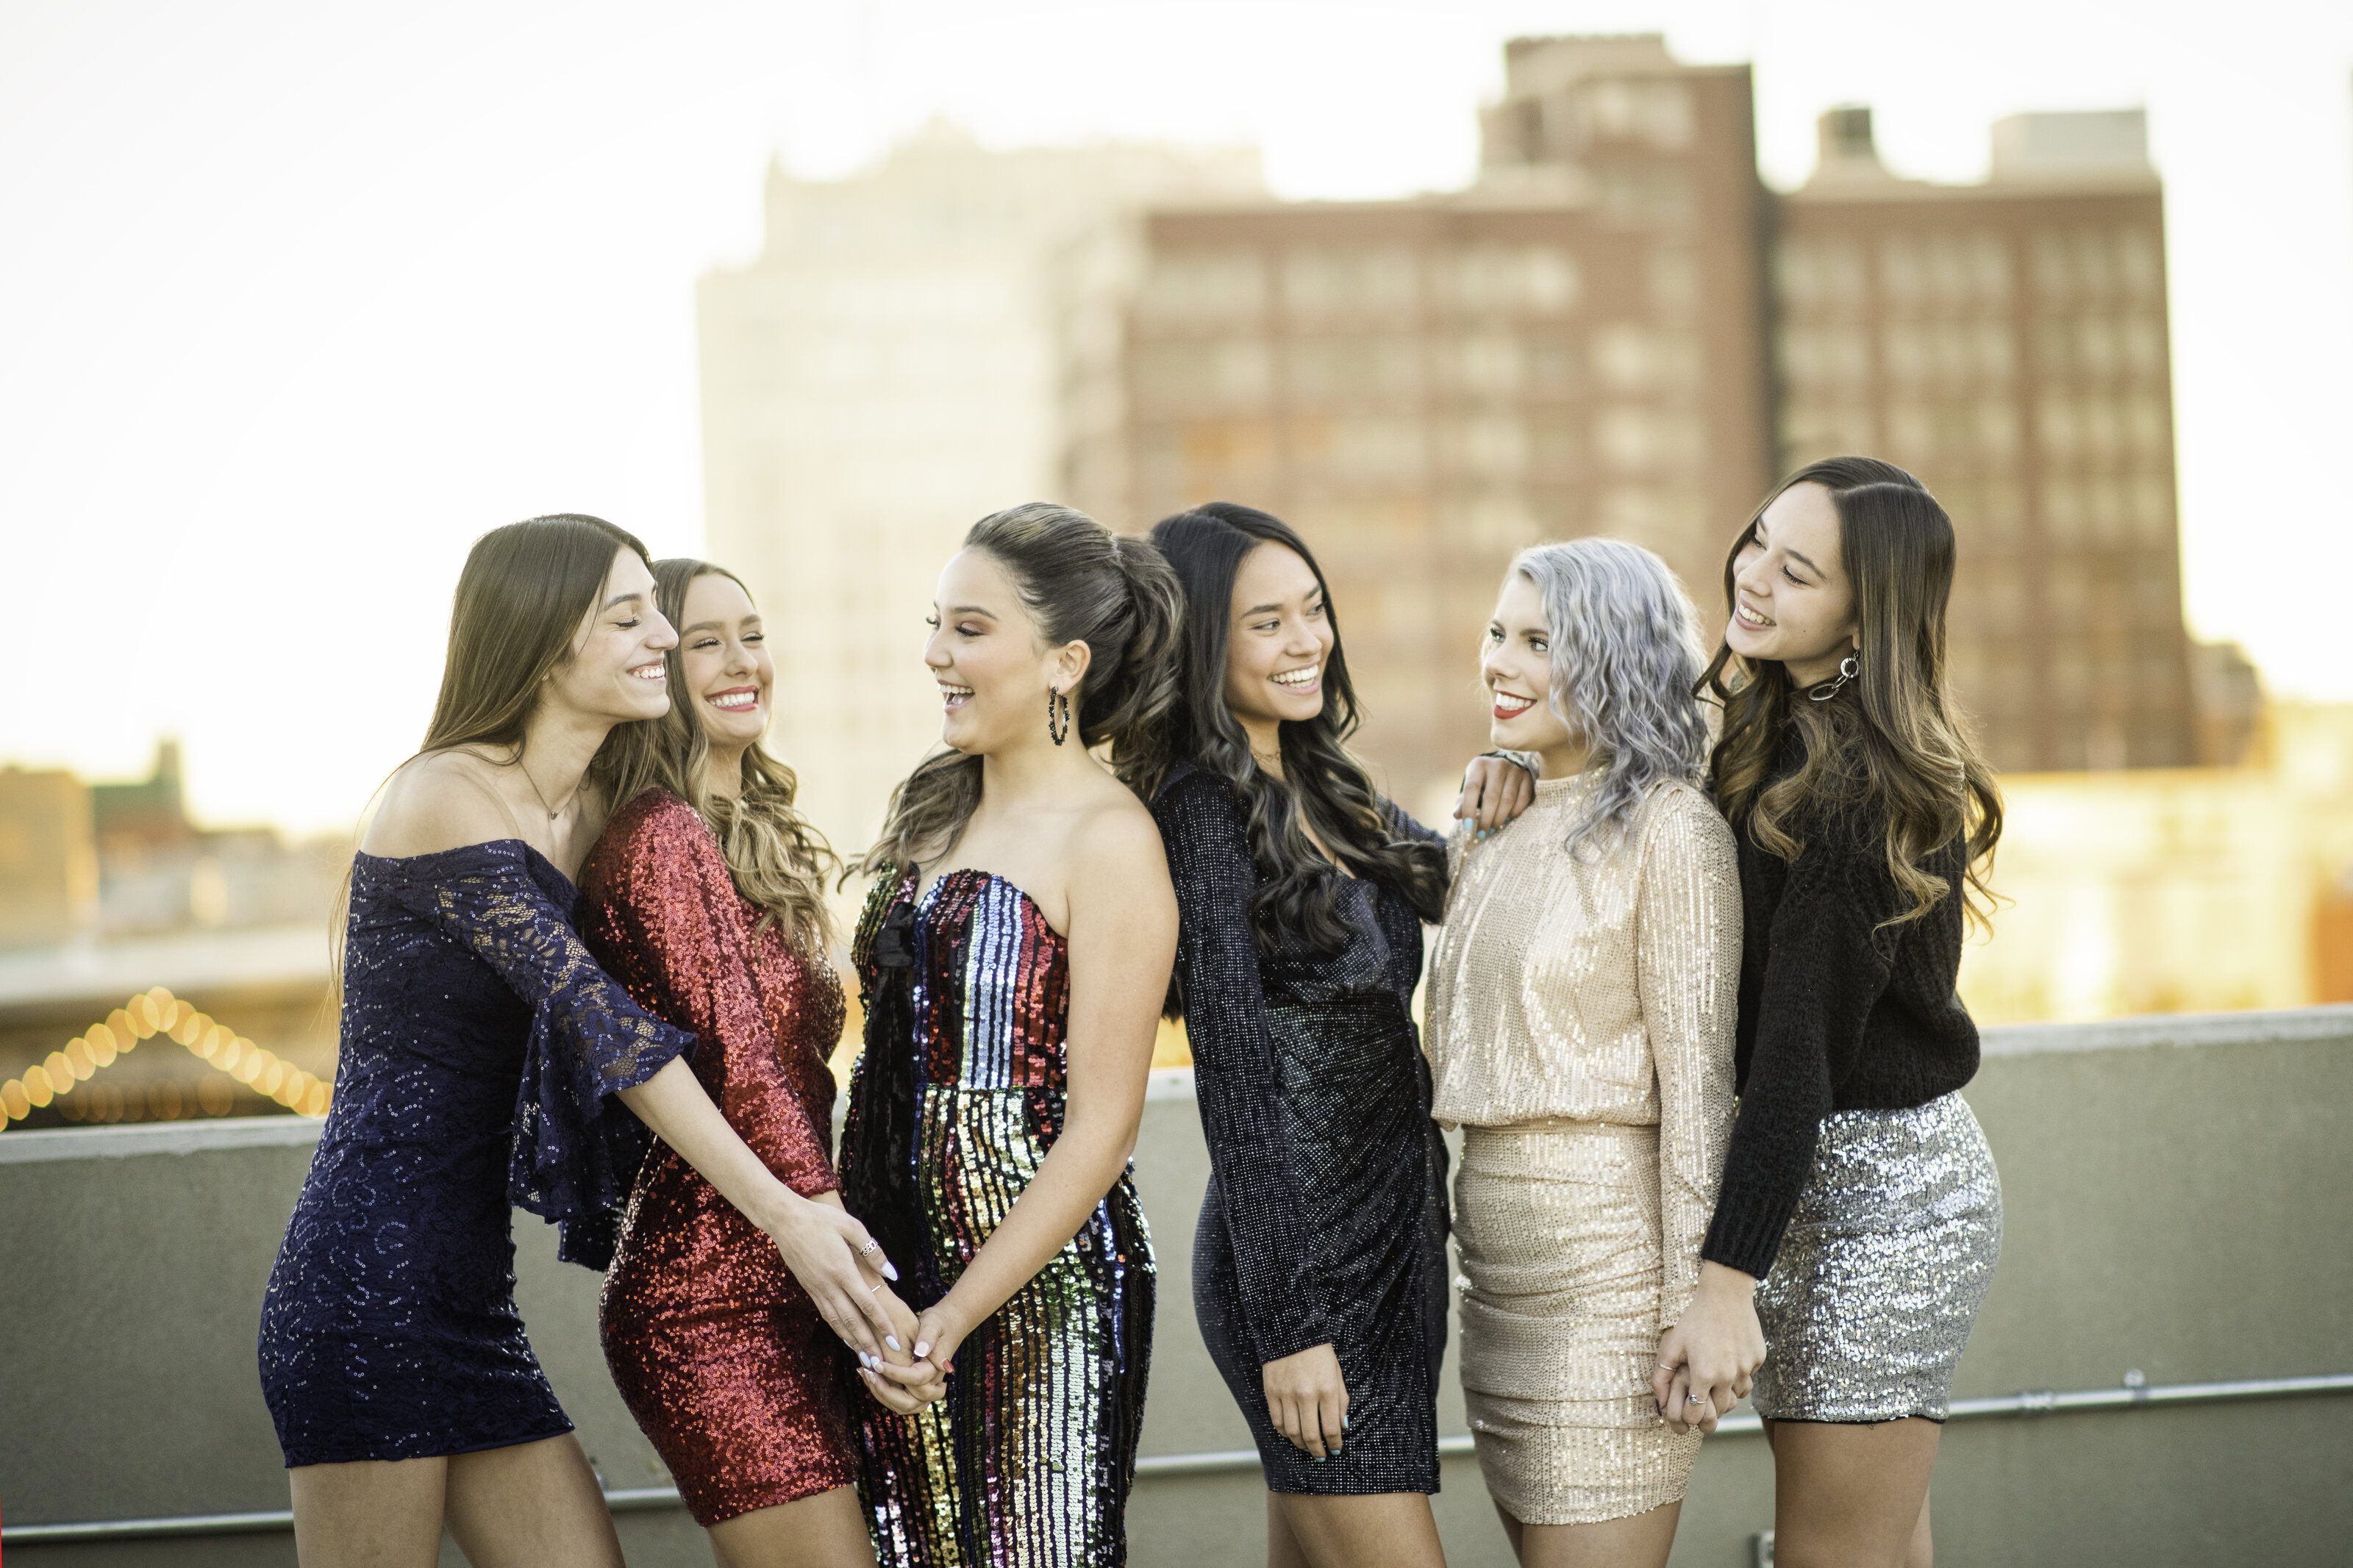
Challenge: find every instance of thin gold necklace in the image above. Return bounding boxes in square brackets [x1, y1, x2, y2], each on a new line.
[515, 758, 575, 823]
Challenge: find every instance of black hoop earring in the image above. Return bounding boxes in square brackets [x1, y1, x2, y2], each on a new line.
[1806, 653, 1860, 703]
[1046, 687, 1071, 745]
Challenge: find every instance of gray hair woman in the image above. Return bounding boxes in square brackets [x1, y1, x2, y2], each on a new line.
[1423, 538, 1741, 1568]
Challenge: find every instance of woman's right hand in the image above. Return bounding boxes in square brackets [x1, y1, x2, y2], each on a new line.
[762, 1192, 910, 1367]
[1263, 1342, 1349, 1459]
[1653, 1261, 1766, 1436]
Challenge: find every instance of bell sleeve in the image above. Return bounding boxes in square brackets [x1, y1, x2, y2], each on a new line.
[396, 842, 696, 1268]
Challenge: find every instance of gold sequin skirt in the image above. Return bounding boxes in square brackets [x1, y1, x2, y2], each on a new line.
[1454, 1120, 1700, 1527]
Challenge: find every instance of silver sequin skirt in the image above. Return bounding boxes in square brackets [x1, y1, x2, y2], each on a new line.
[1752, 1092, 2001, 1424]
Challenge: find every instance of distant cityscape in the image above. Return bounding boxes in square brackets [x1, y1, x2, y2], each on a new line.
[0, 33, 2343, 1134]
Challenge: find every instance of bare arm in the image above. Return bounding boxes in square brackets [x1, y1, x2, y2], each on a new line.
[910, 807, 1177, 1368]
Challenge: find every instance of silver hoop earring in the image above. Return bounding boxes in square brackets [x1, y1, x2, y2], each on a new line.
[1806, 654, 1860, 703]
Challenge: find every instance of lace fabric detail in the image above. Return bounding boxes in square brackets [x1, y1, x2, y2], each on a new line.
[385, 843, 697, 1264]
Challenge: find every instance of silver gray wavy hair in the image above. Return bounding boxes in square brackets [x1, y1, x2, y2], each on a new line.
[1509, 537, 1711, 858]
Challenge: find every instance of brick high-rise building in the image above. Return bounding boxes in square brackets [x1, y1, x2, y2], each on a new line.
[1088, 37, 2218, 803]
[1082, 37, 1772, 809]
[1777, 105, 2195, 770]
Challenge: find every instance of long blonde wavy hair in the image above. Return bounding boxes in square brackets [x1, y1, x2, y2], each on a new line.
[602, 559, 840, 948]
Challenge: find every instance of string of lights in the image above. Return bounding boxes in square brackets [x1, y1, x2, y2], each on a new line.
[0, 987, 332, 1129]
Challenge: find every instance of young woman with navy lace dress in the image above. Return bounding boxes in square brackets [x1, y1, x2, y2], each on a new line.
[256, 515, 929, 1568]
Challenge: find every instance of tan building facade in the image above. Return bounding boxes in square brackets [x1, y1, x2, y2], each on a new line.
[698, 127, 1262, 861]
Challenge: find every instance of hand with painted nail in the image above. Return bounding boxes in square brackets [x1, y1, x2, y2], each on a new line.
[757, 1188, 910, 1367]
[907, 1298, 975, 1391]
[1261, 1342, 1349, 1461]
[1454, 752, 1537, 837]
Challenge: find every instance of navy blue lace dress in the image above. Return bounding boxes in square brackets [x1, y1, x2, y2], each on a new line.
[258, 840, 694, 1468]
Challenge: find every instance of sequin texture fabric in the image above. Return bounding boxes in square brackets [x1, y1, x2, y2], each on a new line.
[579, 790, 857, 1526]
[841, 869, 1154, 1567]
[1151, 763, 1450, 1497]
[1425, 776, 1739, 1525]
[1751, 1092, 2001, 1422]
[257, 840, 694, 1467]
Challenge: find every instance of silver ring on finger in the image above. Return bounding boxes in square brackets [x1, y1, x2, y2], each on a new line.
[858, 1240, 880, 1256]
[1688, 1394, 1706, 1405]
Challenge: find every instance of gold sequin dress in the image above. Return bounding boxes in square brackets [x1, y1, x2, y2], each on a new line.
[1424, 773, 1739, 1527]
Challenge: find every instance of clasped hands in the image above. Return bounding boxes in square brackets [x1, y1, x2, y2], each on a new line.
[763, 1193, 950, 1414]
[1651, 1261, 1768, 1436]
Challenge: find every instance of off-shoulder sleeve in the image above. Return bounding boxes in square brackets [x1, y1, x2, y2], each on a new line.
[1154, 770, 1331, 1364]
[394, 845, 695, 1268]
[582, 796, 838, 1198]
[1635, 789, 1741, 1327]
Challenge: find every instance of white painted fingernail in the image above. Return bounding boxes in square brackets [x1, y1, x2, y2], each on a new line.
[886, 1336, 901, 1351]
[914, 1341, 930, 1360]
[882, 1262, 900, 1281]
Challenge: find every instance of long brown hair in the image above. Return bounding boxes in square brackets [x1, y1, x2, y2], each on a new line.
[856, 503, 1185, 878]
[601, 559, 840, 947]
[1700, 457, 2002, 929]
[1138, 502, 1446, 952]
[333, 515, 657, 1000]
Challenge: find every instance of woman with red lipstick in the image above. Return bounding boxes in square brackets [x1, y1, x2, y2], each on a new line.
[1424, 540, 1737, 1567]
[1138, 502, 1529, 1568]
[579, 558, 942, 1568]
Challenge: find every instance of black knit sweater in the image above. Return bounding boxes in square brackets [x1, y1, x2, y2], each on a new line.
[1697, 734, 1982, 1279]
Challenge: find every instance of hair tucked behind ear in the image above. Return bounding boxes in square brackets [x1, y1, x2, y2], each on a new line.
[1701, 457, 2003, 930]
[1138, 502, 1448, 956]
[854, 503, 1184, 880]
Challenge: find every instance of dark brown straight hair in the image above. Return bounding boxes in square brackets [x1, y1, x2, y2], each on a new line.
[1700, 457, 2002, 928]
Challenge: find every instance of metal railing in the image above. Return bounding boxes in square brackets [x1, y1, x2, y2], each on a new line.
[7, 1370, 2349, 1545]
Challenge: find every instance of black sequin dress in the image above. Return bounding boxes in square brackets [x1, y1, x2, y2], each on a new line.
[1151, 763, 1449, 1496]
[257, 840, 694, 1467]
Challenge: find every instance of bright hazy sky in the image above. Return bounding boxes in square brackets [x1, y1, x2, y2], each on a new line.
[4, 0, 2350, 831]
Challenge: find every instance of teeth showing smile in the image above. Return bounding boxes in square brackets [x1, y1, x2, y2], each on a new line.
[1492, 692, 1537, 717]
[939, 683, 974, 707]
[1735, 598, 1777, 629]
[630, 664, 667, 681]
[1271, 665, 1320, 688]
[708, 690, 758, 711]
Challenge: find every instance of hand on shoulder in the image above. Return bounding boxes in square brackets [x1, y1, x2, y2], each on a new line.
[362, 751, 524, 859]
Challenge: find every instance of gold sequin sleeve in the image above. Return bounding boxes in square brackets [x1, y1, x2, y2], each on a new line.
[1634, 790, 1740, 1327]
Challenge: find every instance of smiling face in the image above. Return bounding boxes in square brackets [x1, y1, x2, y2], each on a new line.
[1480, 570, 1582, 768]
[1726, 482, 1859, 685]
[1222, 543, 1334, 743]
[543, 545, 676, 724]
[926, 547, 1087, 756]
[675, 570, 771, 751]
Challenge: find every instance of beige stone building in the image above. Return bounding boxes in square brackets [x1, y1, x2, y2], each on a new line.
[698, 125, 1262, 860]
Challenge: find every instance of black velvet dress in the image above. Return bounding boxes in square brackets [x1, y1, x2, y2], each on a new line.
[1151, 762, 1449, 1496]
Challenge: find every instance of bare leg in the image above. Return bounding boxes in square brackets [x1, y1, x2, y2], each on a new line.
[1269, 1492, 1311, 1568]
[1763, 1418, 1940, 1568]
[1493, 1501, 1525, 1564]
[443, 1434, 624, 1568]
[1512, 1500, 1681, 1568]
[708, 1486, 879, 1568]
[1905, 1491, 1932, 1568]
[1271, 1491, 1446, 1568]
[289, 1456, 448, 1568]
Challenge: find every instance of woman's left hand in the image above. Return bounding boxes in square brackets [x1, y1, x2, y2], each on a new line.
[910, 1297, 974, 1381]
[1457, 753, 1537, 835]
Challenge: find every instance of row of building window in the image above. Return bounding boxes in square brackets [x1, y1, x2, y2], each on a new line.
[1131, 240, 1715, 327]
[1777, 226, 2163, 314]
[1780, 314, 2165, 389]
[1137, 407, 1716, 486]
[1129, 326, 1709, 412]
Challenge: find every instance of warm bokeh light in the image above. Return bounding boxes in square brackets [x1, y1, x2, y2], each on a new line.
[0, 987, 332, 1130]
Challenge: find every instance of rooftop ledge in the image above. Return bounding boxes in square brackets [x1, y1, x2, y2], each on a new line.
[5, 1003, 2346, 1166]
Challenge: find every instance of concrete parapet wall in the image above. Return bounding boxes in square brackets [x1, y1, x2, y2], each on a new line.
[2, 1009, 2349, 1566]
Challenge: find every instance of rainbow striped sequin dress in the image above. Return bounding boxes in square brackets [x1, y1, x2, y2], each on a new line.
[841, 868, 1154, 1567]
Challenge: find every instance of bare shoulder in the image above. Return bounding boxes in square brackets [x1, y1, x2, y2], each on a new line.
[1068, 790, 1175, 901]
[363, 751, 522, 859]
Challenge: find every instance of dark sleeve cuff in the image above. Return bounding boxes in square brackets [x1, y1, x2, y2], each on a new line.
[1699, 1195, 1796, 1281]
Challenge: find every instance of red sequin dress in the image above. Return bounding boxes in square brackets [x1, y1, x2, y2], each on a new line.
[579, 789, 856, 1526]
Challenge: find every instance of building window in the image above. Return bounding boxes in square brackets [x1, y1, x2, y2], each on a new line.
[1135, 251, 1267, 326]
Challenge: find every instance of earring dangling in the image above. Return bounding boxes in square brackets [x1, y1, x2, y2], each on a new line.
[1046, 687, 1071, 746]
[1806, 653, 1860, 703]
